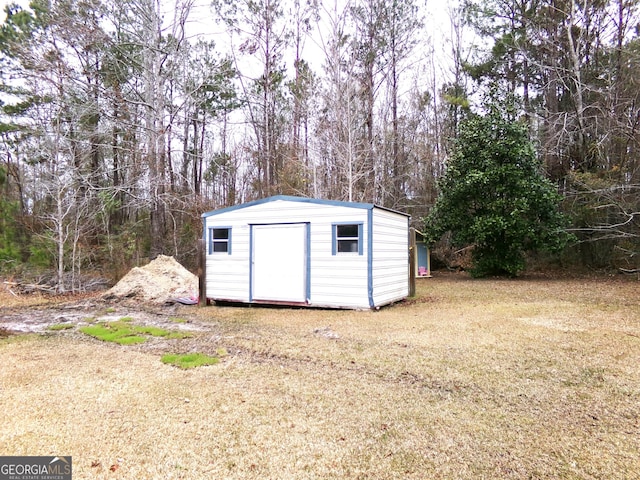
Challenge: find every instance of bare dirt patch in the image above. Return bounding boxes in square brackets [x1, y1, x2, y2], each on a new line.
[0, 255, 198, 335]
[1, 272, 639, 479]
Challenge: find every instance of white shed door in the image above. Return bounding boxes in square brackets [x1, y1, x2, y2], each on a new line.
[252, 223, 307, 303]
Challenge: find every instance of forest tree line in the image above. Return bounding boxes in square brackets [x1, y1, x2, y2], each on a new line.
[0, 0, 639, 290]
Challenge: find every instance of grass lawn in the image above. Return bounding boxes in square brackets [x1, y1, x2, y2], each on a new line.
[1, 273, 638, 479]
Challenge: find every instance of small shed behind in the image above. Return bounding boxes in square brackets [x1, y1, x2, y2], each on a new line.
[414, 230, 432, 278]
[201, 195, 410, 309]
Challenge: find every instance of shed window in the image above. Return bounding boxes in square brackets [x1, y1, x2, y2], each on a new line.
[209, 227, 231, 254]
[333, 223, 363, 255]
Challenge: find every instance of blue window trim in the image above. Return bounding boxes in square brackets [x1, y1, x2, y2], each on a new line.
[209, 227, 232, 255]
[332, 222, 363, 256]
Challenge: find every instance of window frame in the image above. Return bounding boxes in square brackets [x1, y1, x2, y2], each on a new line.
[209, 227, 232, 255]
[332, 222, 363, 255]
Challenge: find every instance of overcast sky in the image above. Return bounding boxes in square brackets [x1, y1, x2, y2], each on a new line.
[0, 0, 454, 37]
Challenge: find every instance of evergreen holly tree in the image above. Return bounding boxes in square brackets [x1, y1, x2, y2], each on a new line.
[425, 94, 574, 277]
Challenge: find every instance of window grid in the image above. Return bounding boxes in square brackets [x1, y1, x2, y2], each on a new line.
[332, 223, 363, 255]
[209, 227, 232, 255]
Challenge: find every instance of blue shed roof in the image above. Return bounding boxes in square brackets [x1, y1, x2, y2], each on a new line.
[201, 195, 410, 218]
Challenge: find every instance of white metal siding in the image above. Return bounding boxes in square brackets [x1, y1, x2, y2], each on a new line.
[371, 208, 409, 306]
[205, 223, 251, 302]
[204, 199, 372, 308]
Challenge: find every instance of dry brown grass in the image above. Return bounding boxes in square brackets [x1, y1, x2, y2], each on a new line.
[1, 273, 639, 479]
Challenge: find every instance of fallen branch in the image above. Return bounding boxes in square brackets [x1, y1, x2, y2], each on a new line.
[21, 283, 58, 294]
[3, 274, 109, 295]
[2, 281, 19, 297]
[2, 280, 57, 294]
[619, 268, 640, 275]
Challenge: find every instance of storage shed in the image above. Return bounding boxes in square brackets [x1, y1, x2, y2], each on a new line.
[201, 195, 410, 309]
[413, 230, 432, 278]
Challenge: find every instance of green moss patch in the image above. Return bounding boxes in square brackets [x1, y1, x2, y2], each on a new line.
[79, 321, 190, 345]
[80, 323, 145, 345]
[112, 335, 147, 345]
[47, 323, 75, 331]
[161, 353, 220, 369]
